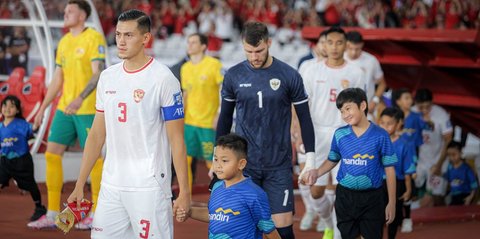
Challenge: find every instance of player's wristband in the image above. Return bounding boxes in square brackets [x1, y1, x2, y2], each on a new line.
[304, 152, 315, 169]
[372, 96, 380, 104]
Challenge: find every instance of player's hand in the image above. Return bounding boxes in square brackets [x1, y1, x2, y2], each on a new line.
[33, 109, 45, 131]
[430, 164, 442, 176]
[464, 194, 474, 205]
[173, 193, 191, 223]
[299, 169, 318, 186]
[385, 201, 395, 225]
[67, 186, 85, 210]
[368, 101, 376, 114]
[65, 97, 83, 115]
[174, 207, 189, 222]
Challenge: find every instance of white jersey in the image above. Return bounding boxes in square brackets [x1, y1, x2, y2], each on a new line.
[299, 59, 366, 129]
[413, 104, 453, 167]
[96, 58, 183, 196]
[345, 51, 383, 102]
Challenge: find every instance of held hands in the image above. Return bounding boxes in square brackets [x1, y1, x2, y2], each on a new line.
[385, 201, 395, 225]
[174, 207, 190, 222]
[298, 152, 317, 186]
[172, 193, 191, 223]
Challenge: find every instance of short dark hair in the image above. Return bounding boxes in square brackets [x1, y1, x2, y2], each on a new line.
[216, 133, 248, 160]
[118, 9, 151, 33]
[68, 0, 91, 19]
[346, 31, 364, 44]
[1, 95, 24, 119]
[189, 33, 208, 47]
[336, 88, 368, 116]
[325, 26, 347, 40]
[447, 140, 463, 151]
[415, 88, 433, 103]
[380, 107, 404, 123]
[319, 29, 328, 39]
[391, 88, 411, 108]
[241, 22, 269, 47]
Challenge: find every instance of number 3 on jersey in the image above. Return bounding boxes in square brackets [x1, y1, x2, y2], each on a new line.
[118, 102, 127, 122]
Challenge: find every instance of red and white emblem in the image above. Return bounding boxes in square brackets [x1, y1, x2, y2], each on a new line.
[133, 89, 145, 103]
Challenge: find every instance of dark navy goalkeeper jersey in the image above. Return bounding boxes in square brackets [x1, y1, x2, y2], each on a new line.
[222, 58, 308, 170]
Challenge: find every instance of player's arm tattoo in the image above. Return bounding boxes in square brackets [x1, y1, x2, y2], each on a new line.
[79, 61, 105, 99]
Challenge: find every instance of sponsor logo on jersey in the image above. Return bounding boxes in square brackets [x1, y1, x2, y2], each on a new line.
[342, 154, 374, 166]
[173, 92, 183, 105]
[133, 89, 145, 103]
[270, 78, 281, 91]
[209, 208, 240, 222]
[341, 79, 350, 89]
[105, 90, 116, 94]
[239, 83, 252, 88]
[75, 47, 85, 56]
[1, 137, 18, 147]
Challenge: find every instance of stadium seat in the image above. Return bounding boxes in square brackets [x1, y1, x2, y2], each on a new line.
[0, 67, 26, 102]
[18, 66, 46, 123]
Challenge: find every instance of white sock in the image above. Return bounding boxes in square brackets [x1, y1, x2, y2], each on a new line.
[299, 183, 314, 213]
[46, 210, 58, 220]
[313, 194, 333, 229]
[325, 189, 335, 205]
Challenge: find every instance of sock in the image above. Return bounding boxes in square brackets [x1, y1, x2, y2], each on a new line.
[187, 156, 193, 192]
[325, 189, 335, 205]
[90, 158, 104, 212]
[403, 200, 411, 219]
[30, 185, 43, 208]
[299, 183, 314, 213]
[277, 225, 295, 239]
[313, 194, 333, 229]
[45, 152, 63, 212]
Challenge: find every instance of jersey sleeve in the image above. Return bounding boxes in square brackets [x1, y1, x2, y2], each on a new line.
[290, 71, 308, 105]
[221, 71, 235, 102]
[88, 32, 106, 62]
[381, 132, 397, 167]
[160, 72, 184, 121]
[180, 63, 189, 91]
[215, 61, 224, 85]
[95, 73, 105, 112]
[251, 190, 276, 234]
[328, 129, 342, 162]
[403, 142, 416, 175]
[440, 112, 453, 136]
[299, 63, 313, 98]
[466, 166, 479, 191]
[372, 58, 384, 82]
[55, 38, 64, 67]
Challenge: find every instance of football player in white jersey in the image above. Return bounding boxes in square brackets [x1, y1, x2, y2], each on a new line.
[68, 10, 190, 238]
[413, 88, 453, 207]
[345, 31, 387, 120]
[296, 27, 366, 239]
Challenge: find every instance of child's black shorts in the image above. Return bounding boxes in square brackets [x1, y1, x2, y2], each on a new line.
[0, 153, 37, 191]
[335, 184, 385, 239]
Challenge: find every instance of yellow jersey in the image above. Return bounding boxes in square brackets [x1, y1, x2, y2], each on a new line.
[181, 56, 223, 128]
[55, 27, 106, 114]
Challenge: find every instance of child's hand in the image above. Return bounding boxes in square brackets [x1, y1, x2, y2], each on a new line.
[399, 190, 411, 202]
[385, 201, 395, 225]
[175, 207, 188, 222]
[464, 194, 474, 205]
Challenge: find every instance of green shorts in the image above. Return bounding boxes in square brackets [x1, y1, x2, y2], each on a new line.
[48, 110, 94, 148]
[184, 124, 215, 160]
